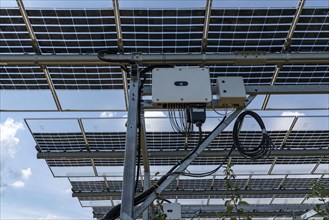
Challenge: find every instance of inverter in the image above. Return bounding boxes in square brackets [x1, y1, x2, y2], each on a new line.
[152, 68, 212, 104]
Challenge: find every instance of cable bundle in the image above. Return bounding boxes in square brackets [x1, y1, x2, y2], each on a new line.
[233, 110, 275, 159]
[167, 103, 192, 135]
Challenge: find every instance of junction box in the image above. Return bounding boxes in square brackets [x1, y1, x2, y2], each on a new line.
[216, 76, 246, 108]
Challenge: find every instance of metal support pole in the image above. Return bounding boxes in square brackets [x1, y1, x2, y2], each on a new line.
[142, 171, 151, 220]
[140, 113, 151, 220]
[133, 95, 256, 218]
[120, 64, 140, 219]
[201, 0, 212, 52]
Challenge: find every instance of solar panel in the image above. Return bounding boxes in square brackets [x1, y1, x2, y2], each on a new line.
[291, 8, 329, 52]
[47, 66, 123, 90]
[121, 9, 204, 53]
[0, 66, 48, 89]
[277, 64, 329, 85]
[26, 9, 117, 54]
[0, 9, 34, 54]
[207, 9, 295, 53]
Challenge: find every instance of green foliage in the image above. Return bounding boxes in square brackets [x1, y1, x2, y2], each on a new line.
[218, 163, 251, 220]
[306, 180, 329, 217]
[151, 199, 167, 220]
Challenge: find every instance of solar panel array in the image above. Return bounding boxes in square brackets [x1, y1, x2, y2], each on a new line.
[1, 1, 329, 219]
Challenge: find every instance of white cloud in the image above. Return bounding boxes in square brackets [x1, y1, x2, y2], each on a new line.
[0, 118, 24, 158]
[38, 214, 59, 220]
[21, 168, 32, 180]
[100, 112, 116, 117]
[144, 111, 166, 117]
[281, 111, 305, 117]
[11, 181, 25, 188]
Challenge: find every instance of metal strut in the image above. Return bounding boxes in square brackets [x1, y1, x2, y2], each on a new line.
[120, 64, 140, 219]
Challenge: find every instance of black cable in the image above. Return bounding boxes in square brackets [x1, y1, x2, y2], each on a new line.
[97, 50, 136, 64]
[169, 116, 231, 178]
[101, 115, 227, 220]
[233, 110, 275, 159]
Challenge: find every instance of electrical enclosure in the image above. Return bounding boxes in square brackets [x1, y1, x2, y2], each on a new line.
[216, 76, 246, 107]
[152, 68, 212, 104]
[162, 203, 182, 220]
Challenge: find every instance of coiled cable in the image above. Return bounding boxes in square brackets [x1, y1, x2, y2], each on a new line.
[233, 110, 275, 159]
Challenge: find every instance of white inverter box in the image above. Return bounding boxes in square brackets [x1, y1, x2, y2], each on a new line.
[152, 68, 212, 104]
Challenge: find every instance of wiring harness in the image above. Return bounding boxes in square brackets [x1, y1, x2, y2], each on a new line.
[233, 110, 275, 159]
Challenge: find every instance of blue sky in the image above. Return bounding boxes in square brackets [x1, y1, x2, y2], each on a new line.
[0, 111, 97, 219]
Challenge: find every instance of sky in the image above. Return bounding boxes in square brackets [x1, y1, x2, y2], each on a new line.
[0, 111, 97, 219]
[1, 0, 329, 219]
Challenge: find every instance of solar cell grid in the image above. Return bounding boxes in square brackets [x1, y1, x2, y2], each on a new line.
[93, 158, 124, 166]
[26, 9, 117, 54]
[209, 65, 277, 85]
[282, 178, 315, 189]
[47, 66, 123, 90]
[33, 132, 86, 152]
[177, 179, 213, 191]
[207, 9, 295, 53]
[0, 9, 34, 54]
[291, 8, 329, 52]
[120, 9, 204, 53]
[275, 156, 320, 164]
[247, 178, 282, 190]
[277, 64, 329, 85]
[0, 66, 48, 89]
[71, 180, 107, 192]
[284, 130, 329, 150]
[105, 180, 122, 192]
[174, 195, 209, 200]
[86, 132, 126, 151]
[46, 158, 91, 166]
[231, 156, 275, 165]
[79, 195, 118, 201]
[212, 179, 247, 190]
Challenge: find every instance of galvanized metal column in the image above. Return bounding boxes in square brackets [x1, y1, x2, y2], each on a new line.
[140, 114, 151, 220]
[120, 64, 140, 219]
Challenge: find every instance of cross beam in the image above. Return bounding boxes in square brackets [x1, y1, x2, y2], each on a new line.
[37, 148, 329, 159]
[1, 52, 328, 66]
[73, 188, 313, 198]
